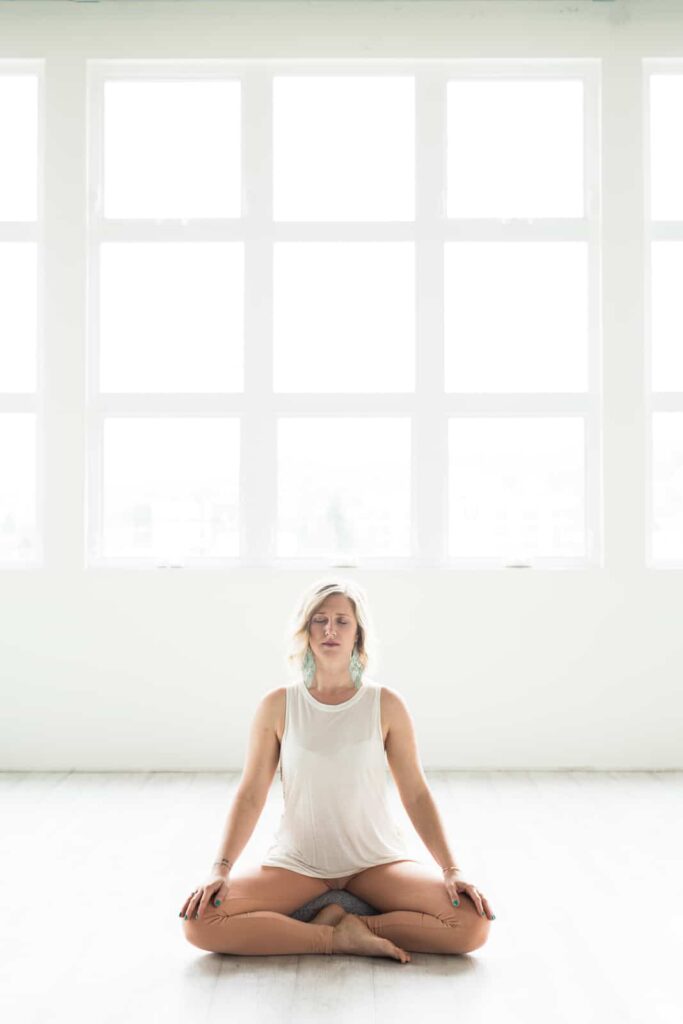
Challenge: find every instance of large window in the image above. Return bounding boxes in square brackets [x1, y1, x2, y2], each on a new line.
[646, 65, 683, 568]
[6, 59, 683, 571]
[0, 66, 41, 567]
[83, 59, 600, 569]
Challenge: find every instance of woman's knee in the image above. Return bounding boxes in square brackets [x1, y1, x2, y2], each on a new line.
[451, 913, 491, 954]
[182, 915, 225, 954]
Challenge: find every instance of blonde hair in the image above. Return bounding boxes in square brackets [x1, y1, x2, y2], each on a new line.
[284, 577, 379, 682]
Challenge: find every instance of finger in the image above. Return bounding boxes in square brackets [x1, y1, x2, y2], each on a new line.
[481, 894, 495, 919]
[197, 888, 216, 919]
[446, 883, 464, 907]
[190, 892, 204, 919]
[179, 895, 193, 918]
[184, 892, 202, 920]
[212, 886, 227, 907]
[466, 885, 485, 916]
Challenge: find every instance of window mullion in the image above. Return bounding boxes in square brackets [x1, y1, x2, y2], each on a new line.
[242, 67, 276, 566]
[415, 68, 448, 566]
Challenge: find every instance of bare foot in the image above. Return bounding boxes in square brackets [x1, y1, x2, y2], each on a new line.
[309, 902, 347, 927]
[332, 913, 411, 963]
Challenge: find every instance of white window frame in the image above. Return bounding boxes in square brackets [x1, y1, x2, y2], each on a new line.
[643, 59, 683, 571]
[0, 60, 45, 572]
[82, 57, 601, 571]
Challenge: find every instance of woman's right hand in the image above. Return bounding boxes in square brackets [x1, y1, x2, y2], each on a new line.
[179, 872, 231, 921]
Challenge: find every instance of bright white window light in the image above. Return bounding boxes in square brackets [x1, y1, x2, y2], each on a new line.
[650, 241, 683, 392]
[0, 414, 37, 562]
[277, 418, 411, 558]
[652, 413, 683, 561]
[273, 242, 415, 392]
[102, 418, 239, 559]
[444, 241, 589, 392]
[0, 242, 37, 392]
[273, 75, 415, 221]
[103, 79, 241, 219]
[448, 417, 585, 560]
[447, 78, 584, 219]
[99, 242, 244, 392]
[649, 74, 683, 221]
[0, 74, 38, 221]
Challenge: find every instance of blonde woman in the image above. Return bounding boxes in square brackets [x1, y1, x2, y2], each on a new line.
[180, 579, 495, 962]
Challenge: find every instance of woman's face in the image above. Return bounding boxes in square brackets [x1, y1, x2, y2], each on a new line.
[308, 595, 359, 668]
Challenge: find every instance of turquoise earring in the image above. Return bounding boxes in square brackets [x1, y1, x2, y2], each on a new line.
[302, 645, 316, 688]
[349, 645, 364, 689]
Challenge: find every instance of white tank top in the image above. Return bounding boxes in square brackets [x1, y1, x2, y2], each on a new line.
[262, 677, 412, 878]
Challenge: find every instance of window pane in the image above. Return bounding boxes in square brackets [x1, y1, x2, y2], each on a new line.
[0, 74, 38, 221]
[652, 412, 683, 561]
[0, 242, 37, 392]
[444, 242, 589, 392]
[650, 74, 683, 221]
[277, 418, 411, 557]
[273, 76, 415, 221]
[103, 79, 241, 219]
[651, 241, 683, 391]
[0, 414, 36, 563]
[273, 243, 415, 392]
[448, 417, 585, 559]
[447, 78, 584, 218]
[99, 242, 244, 392]
[102, 418, 239, 559]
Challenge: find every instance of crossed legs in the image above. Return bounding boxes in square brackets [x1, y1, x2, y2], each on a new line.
[182, 858, 491, 958]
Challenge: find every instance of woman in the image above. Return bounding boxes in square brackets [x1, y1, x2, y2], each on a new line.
[180, 579, 495, 962]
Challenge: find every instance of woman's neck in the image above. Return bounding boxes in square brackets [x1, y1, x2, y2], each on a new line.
[312, 668, 355, 693]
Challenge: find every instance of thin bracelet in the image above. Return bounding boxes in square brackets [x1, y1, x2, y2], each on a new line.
[442, 865, 461, 873]
[213, 858, 233, 869]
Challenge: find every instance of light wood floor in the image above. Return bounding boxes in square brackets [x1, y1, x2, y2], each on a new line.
[0, 770, 680, 1024]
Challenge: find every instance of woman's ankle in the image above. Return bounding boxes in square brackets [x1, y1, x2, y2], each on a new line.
[310, 902, 347, 927]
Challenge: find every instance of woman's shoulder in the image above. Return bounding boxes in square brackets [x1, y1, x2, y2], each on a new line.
[261, 684, 290, 701]
[375, 682, 411, 717]
[371, 679, 402, 698]
[366, 679, 403, 709]
[260, 685, 290, 743]
[263, 679, 299, 699]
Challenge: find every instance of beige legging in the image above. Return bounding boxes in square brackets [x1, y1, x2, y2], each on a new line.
[182, 858, 491, 956]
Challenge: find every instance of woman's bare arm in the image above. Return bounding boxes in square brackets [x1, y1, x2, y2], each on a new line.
[383, 686, 463, 873]
[209, 688, 284, 874]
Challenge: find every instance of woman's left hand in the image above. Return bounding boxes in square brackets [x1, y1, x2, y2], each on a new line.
[443, 867, 495, 919]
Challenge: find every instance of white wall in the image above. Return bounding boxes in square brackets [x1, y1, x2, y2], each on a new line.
[1, 0, 681, 770]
